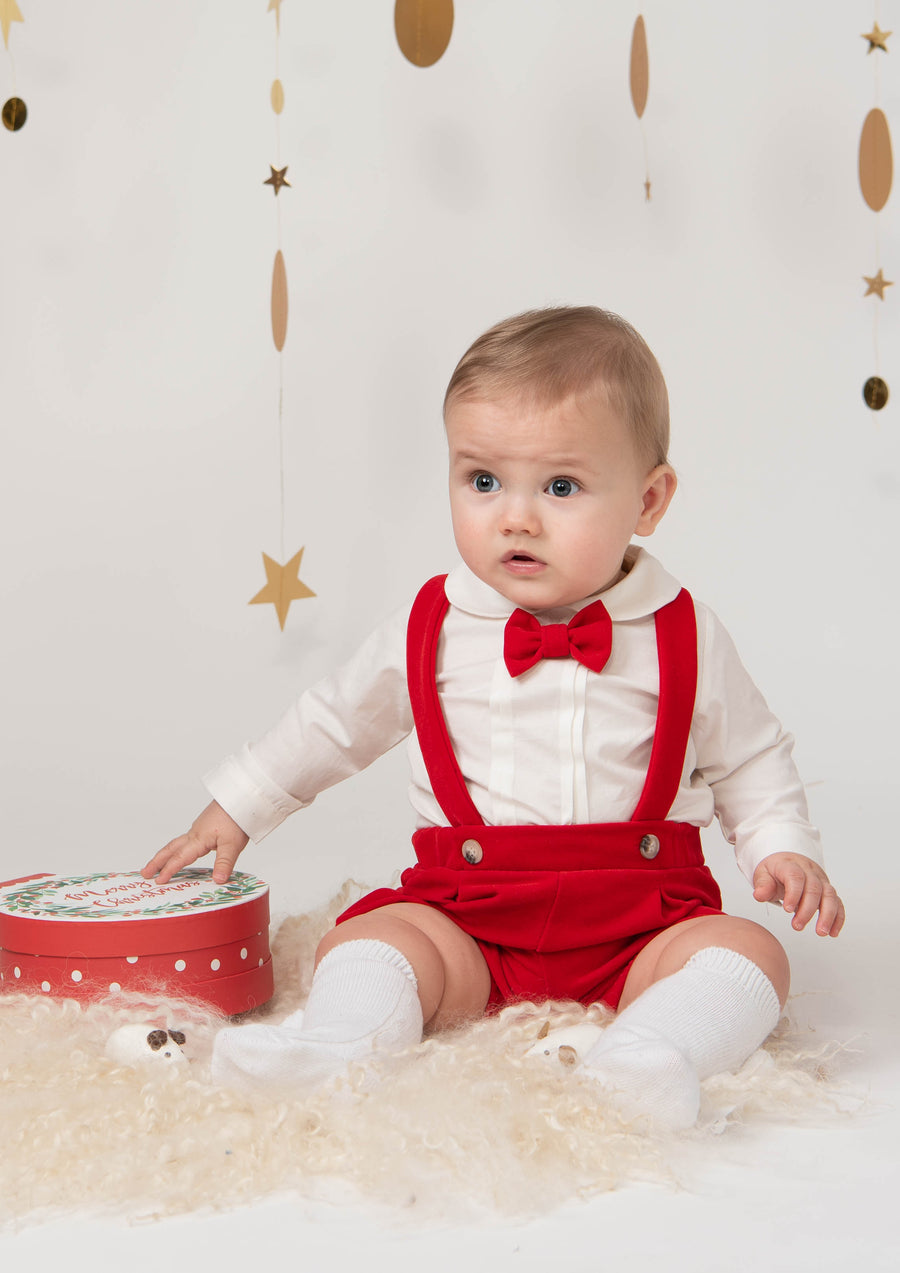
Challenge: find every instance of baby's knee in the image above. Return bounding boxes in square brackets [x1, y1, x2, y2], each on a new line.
[698, 916, 790, 1006]
[658, 915, 790, 1006]
[313, 915, 393, 966]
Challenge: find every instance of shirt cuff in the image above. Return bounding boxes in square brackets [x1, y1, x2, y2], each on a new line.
[203, 745, 311, 843]
[734, 822, 825, 884]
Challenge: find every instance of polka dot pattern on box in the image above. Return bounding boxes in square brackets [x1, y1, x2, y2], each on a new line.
[0, 870, 273, 1013]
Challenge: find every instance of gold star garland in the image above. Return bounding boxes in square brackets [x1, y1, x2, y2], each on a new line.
[863, 21, 892, 54]
[859, 9, 893, 411]
[249, 550, 315, 629]
[1, 0, 27, 132]
[249, 0, 315, 629]
[629, 16, 651, 201]
[0, 0, 23, 49]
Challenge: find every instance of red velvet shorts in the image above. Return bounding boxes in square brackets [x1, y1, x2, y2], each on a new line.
[337, 820, 724, 1011]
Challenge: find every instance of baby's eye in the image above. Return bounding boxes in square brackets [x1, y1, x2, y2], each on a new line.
[472, 473, 500, 493]
[547, 477, 580, 498]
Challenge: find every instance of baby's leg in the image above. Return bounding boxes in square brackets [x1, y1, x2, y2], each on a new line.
[212, 903, 491, 1088]
[582, 915, 788, 1129]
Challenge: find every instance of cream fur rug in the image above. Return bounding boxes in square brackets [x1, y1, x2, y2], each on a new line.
[0, 882, 857, 1228]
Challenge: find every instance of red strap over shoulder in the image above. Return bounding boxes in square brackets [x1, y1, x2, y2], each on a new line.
[631, 588, 698, 822]
[407, 576, 484, 827]
[407, 578, 698, 828]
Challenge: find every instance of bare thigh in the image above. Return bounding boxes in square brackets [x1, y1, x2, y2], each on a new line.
[618, 913, 791, 1012]
[315, 902, 493, 1032]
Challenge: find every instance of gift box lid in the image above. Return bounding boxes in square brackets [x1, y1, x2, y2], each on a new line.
[0, 869, 269, 958]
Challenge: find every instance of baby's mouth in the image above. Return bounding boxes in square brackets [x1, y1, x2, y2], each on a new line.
[502, 550, 546, 571]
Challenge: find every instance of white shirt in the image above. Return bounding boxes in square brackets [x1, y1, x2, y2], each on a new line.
[205, 547, 823, 884]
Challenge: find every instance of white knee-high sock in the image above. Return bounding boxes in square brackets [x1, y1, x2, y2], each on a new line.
[583, 946, 781, 1130]
[211, 939, 423, 1089]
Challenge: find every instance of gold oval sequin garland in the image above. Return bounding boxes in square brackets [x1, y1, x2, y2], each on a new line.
[249, 1, 316, 629]
[860, 11, 894, 411]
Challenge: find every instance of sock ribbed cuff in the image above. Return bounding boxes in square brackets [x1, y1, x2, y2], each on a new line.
[683, 946, 781, 1025]
[313, 938, 418, 987]
[302, 938, 421, 1038]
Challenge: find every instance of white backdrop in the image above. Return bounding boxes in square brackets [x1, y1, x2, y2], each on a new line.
[2, 2, 900, 1265]
[1, 0, 897, 1023]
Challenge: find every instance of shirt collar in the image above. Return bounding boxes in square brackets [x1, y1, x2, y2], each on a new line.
[443, 545, 682, 623]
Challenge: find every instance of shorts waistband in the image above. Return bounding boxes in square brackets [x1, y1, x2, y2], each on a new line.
[411, 820, 704, 873]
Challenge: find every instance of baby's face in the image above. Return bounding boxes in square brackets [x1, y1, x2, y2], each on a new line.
[446, 390, 673, 610]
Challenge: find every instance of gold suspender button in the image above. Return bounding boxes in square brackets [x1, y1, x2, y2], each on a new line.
[461, 839, 484, 864]
[639, 834, 661, 859]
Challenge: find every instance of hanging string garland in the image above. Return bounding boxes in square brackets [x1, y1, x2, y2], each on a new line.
[1, 0, 26, 132]
[629, 15, 651, 201]
[394, 0, 454, 68]
[859, 13, 893, 411]
[248, 0, 316, 630]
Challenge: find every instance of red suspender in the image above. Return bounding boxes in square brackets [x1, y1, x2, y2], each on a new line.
[407, 576, 483, 826]
[630, 588, 698, 822]
[406, 577, 698, 827]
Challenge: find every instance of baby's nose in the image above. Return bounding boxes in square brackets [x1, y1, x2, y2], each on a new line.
[501, 495, 541, 534]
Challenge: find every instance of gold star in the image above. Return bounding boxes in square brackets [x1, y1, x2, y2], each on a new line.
[862, 23, 891, 53]
[0, 0, 24, 51]
[267, 0, 283, 35]
[863, 269, 894, 299]
[249, 550, 315, 629]
[264, 164, 291, 195]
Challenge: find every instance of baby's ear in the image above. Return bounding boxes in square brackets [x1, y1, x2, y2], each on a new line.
[635, 465, 676, 536]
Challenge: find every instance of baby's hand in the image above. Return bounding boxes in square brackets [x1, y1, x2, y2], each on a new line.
[142, 800, 249, 886]
[752, 852, 845, 937]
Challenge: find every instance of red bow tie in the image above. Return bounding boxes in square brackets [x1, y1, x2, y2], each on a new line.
[503, 598, 613, 677]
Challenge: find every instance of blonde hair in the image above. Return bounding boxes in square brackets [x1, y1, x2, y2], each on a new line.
[443, 306, 670, 469]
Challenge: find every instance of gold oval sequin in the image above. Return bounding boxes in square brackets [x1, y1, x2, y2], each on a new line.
[2, 97, 27, 131]
[394, 0, 454, 68]
[630, 17, 649, 119]
[271, 79, 285, 114]
[271, 250, 288, 352]
[863, 377, 889, 410]
[859, 108, 893, 212]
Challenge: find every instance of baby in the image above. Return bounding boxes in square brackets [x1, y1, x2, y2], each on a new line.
[143, 306, 843, 1128]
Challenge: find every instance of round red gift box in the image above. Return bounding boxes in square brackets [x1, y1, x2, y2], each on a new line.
[0, 869, 273, 1014]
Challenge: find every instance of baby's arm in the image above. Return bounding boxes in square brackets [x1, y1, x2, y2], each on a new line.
[142, 800, 249, 885]
[143, 602, 413, 883]
[692, 606, 845, 933]
[752, 852, 845, 937]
